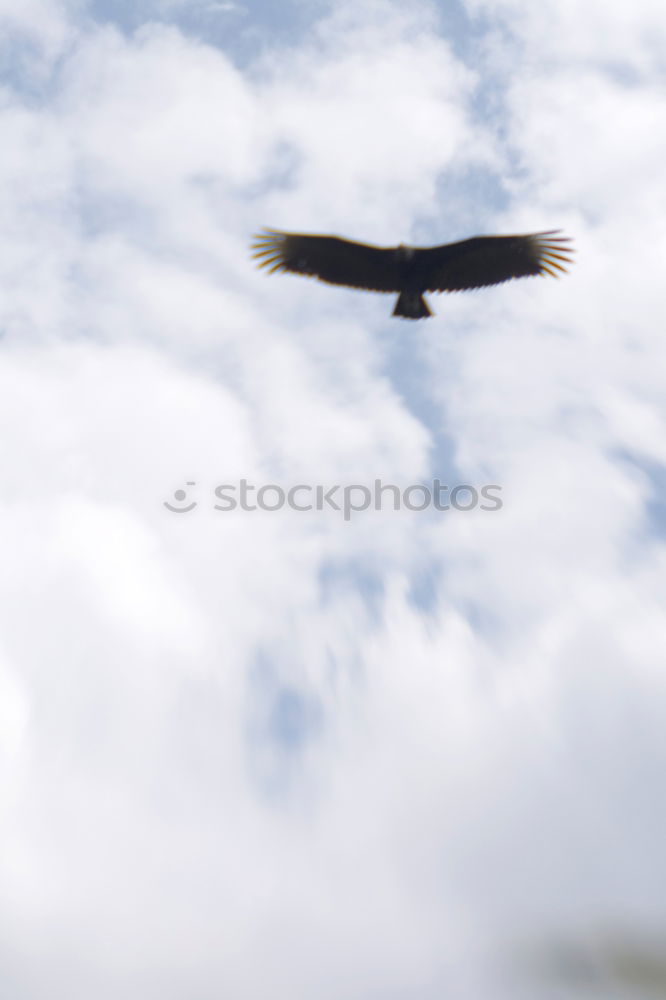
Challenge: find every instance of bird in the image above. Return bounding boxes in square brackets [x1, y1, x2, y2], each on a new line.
[251, 228, 574, 319]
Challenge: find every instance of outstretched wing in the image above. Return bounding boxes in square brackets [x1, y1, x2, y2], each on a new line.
[418, 231, 574, 292]
[251, 229, 401, 292]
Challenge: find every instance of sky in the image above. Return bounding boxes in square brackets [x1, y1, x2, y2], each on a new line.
[1, 0, 666, 997]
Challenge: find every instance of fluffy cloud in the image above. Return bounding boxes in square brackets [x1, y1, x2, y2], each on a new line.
[1, 0, 666, 997]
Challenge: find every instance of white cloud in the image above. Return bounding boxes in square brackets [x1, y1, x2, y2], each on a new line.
[0, 0, 76, 69]
[2, 0, 666, 997]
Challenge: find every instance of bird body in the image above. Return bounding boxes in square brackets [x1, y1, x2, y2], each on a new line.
[251, 229, 574, 319]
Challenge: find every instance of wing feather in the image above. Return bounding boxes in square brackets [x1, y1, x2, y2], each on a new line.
[251, 230, 401, 292]
[418, 231, 574, 292]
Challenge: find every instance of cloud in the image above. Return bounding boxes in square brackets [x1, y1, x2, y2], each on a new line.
[1, 0, 666, 997]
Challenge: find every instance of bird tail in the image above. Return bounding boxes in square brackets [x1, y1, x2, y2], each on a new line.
[392, 291, 433, 319]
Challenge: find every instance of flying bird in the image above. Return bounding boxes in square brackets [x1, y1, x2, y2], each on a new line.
[251, 228, 574, 319]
